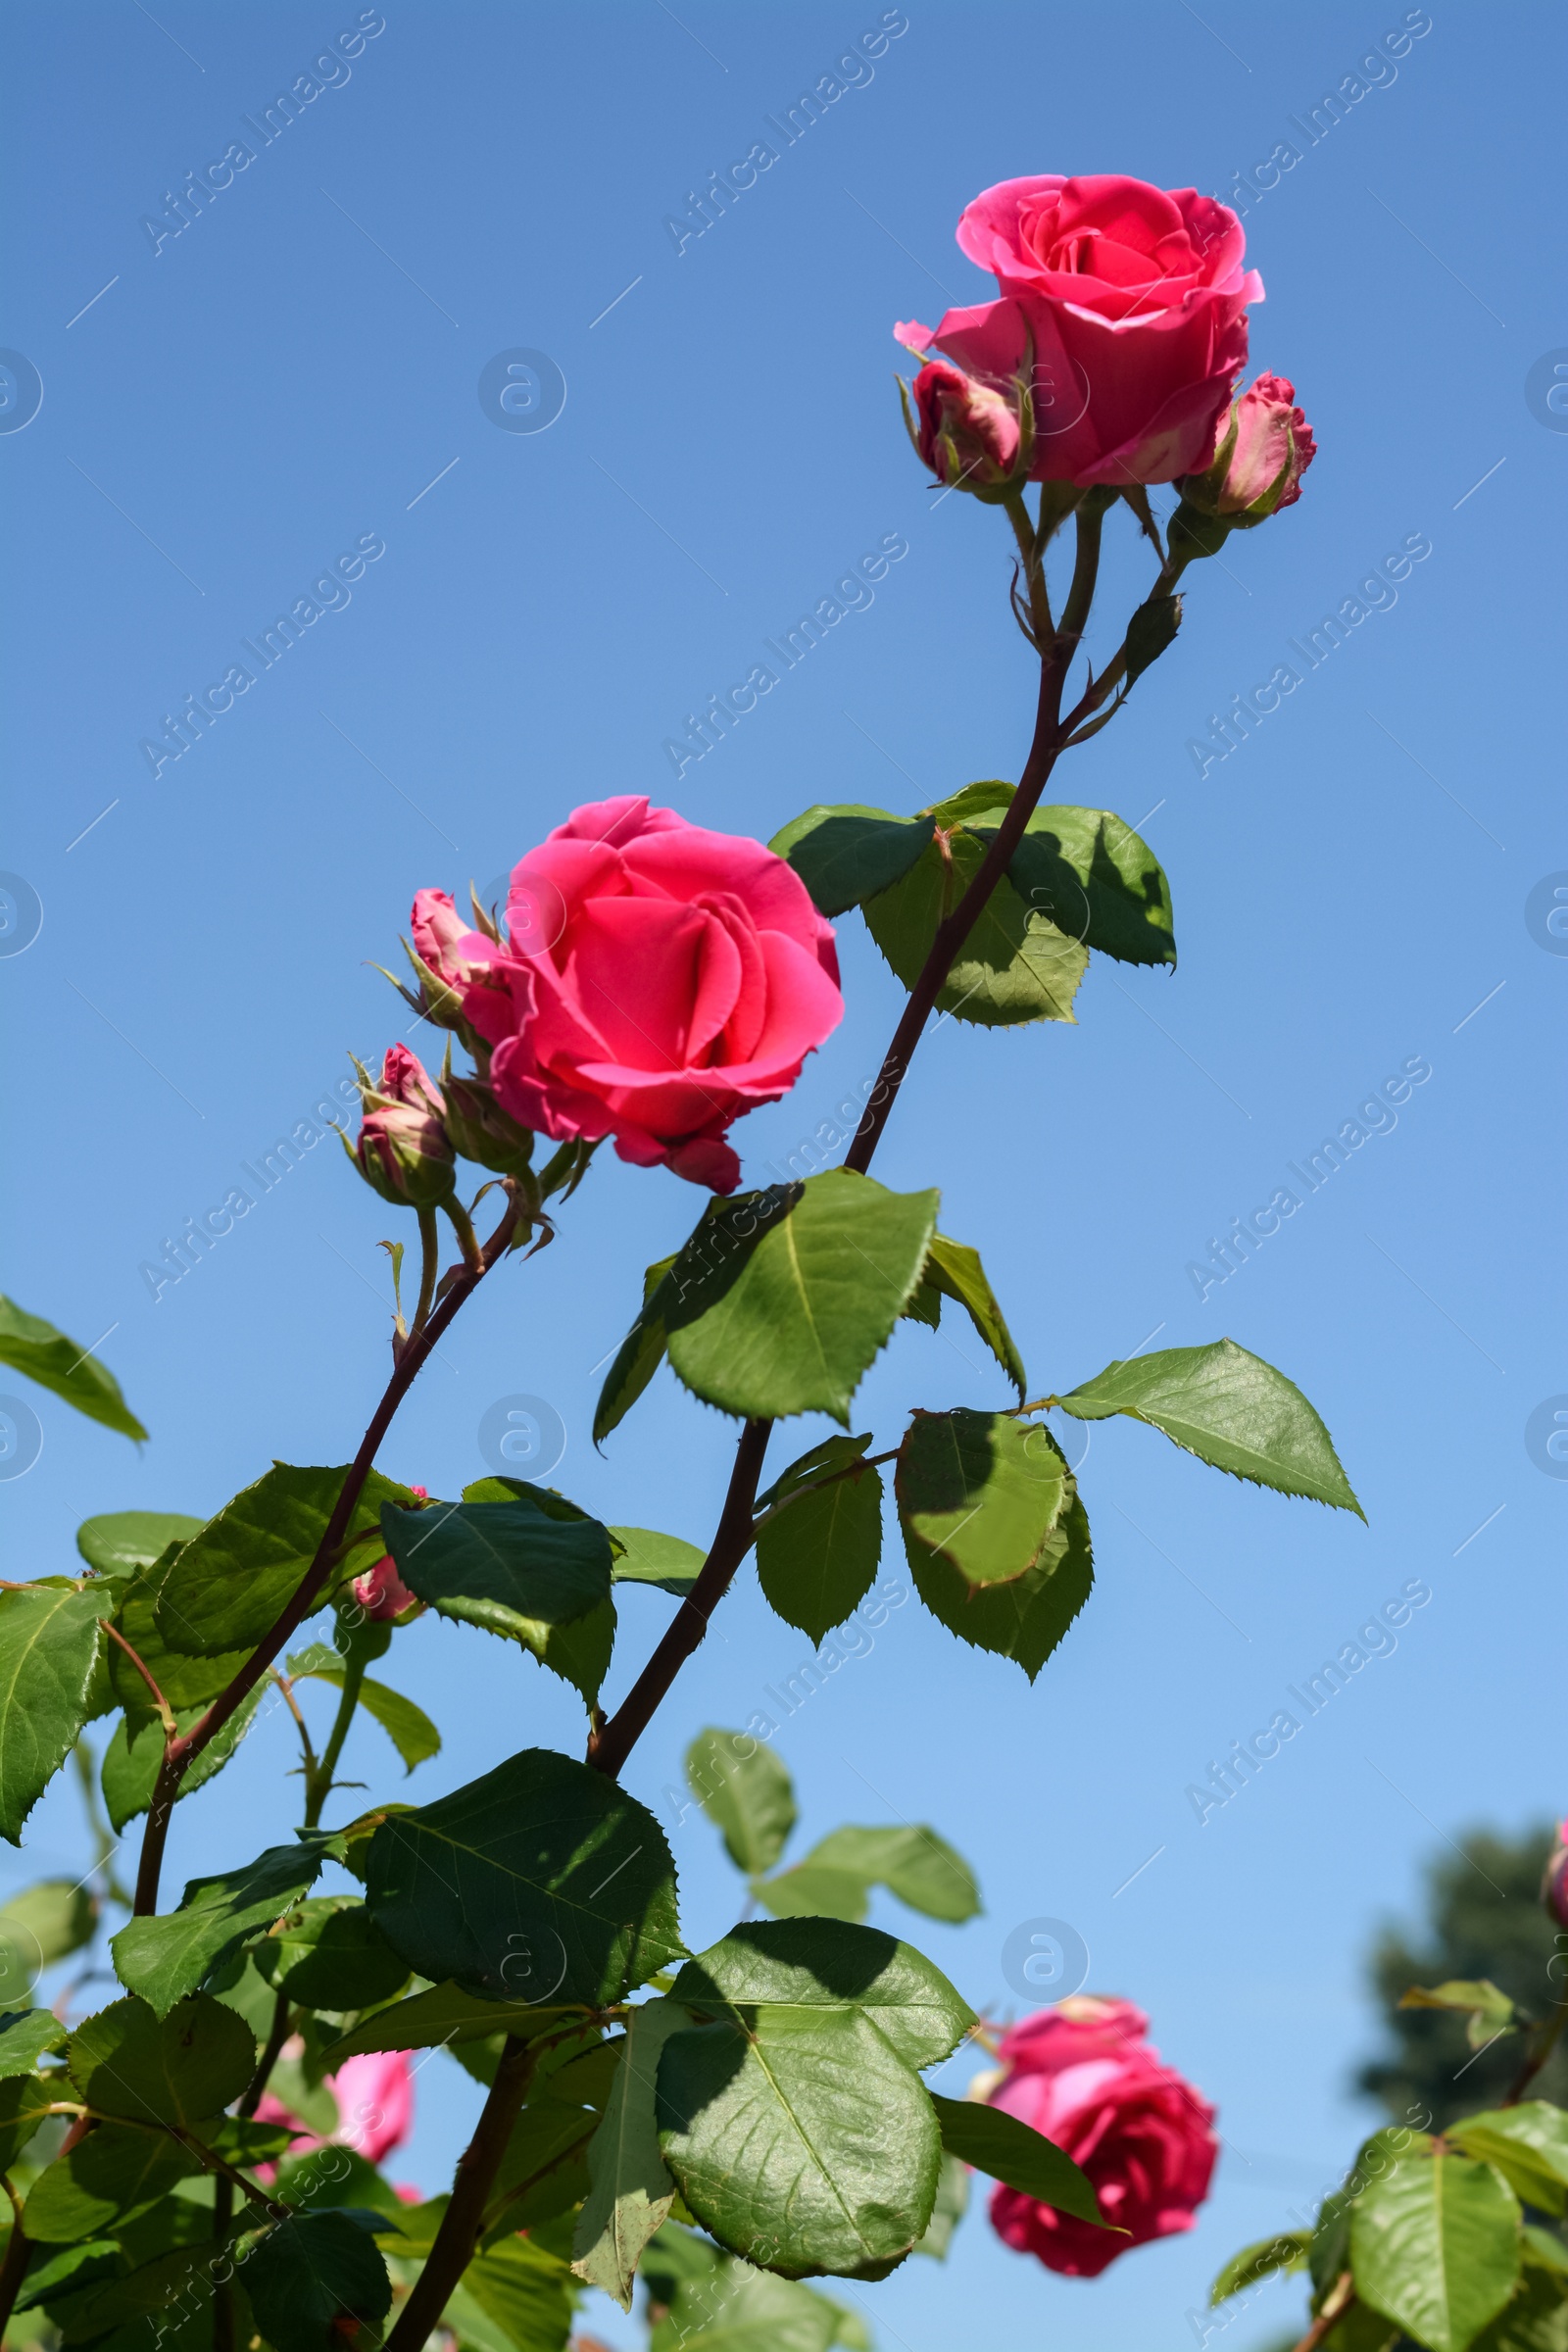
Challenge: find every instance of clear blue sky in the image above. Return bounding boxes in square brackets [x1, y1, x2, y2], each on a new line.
[2, 3, 1563, 2343]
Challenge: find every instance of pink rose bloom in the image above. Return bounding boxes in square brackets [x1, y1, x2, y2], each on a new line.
[258, 2049, 415, 2170]
[1189, 370, 1316, 516]
[987, 1996, 1218, 2278]
[353, 1487, 426, 1622]
[418, 796, 842, 1195]
[910, 360, 1022, 490]
[896, 173, 1262, 485]
[1544, 1821, 1568, 1930]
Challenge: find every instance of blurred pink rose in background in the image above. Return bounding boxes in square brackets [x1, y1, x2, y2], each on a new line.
[258, 2047, 416, 2171]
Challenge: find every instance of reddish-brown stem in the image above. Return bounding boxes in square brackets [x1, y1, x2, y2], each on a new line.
[104, 1624, 174, 1729]
[587, 1420, 773, 1780]
[132, 1192, 523, 1916]
[1290, 2275, 1354, 2352]
[382, 2033, 539, 2352]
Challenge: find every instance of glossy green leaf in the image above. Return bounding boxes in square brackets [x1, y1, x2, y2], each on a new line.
[157, 1463, 421, 1657]
[659, 1996, 940, 2278]
[929, 2094, 1107, 2229]
[69, 1991, 256, 2126]
[322, 1981, 585, 2063]
[244, 2209, 392, 2352]
[686, 1730, 796, 1878]
[906, 1490, 1094, 1681]
[1400, 1980, 1518, 2050]
[0, 2007, 67, 2077]
[756, 1437, 873, 1515]
[0, 1296, 147, 1440]
[365, 1746, 682, 2007]
[0, 1582, 114, 1842]
[756, 1459, 883, 1645]
[445, 2232, 575, 2352]
[897, 1410, 1068, 1588]
[76, 1510, 204, 1579]
[664, 1171, 939, 1426]
[651, 2258, 843, 2352]
[907, 1235, 1027, 1398]
[1452, 2105, 1568, 2219]
[289, 1658, 440, 1776]
[1054, 1339, 1363, 1515]
[23, 2126, 203, 2238]
[769, 805, 935, 917]
[669, 1921, 974, 2074]
[571, 1998, 691, 2307]
[251, 1896, 409, 2012]
[380, 1492, 610, 1645]
[792, 1828, 979, 1924]
[32, 2237, 227, 2343]
[1210, 2230, 1312, 2303]
[100, 1685, 267, 1833]
[457, 1479, 618, 1704]
[1471, 2264, 1568, 2352]
[1350, 2142, 1520, 2352]
[111, 1837, 332, 2017]
[593, 1251, 678, 1446]
[755, 1868, 869, 1925]
[913, 2152, 969, 2261]
[968, 803, 1176, 967]
[862, 831, 1087, 1027]
[0, 2070, 61, 2168]
[924, 781, 1015, 827]
[109, 1546, 250, 1724]
[610, 1527, 708, 1597]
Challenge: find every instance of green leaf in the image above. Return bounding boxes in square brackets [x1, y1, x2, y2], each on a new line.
[34, 2238, 229, 2343]
[289, 1661, 440, 1776]
[69, 1991, 256, 2125]
[651, 2259, 843, 2352]
[790, 1828, 979, 1925]
[0, 1296, 147, 1441]
[906, 1488, 1094, 1682]
[610, 1527, 708, 1597]
[157, 1463, 422, 1657]
[929, 2093, 1108, 2230]
[0, 2070, 61, 2168]
[594, 1251, 678, 1446]
[913, 2152, 968, 2261]
[664, 1171, 940, 1426]
[76, 1510, 204, 1579]
[0, 1876, 96, 1983]
[756, 1460, 883, 1646]
[862, 832, 1087, 1027]
[1121, 592, 1183, 688]
[924, 781, 1015, 827]
[572, 1998, 692, 2307]
[1350, 2142, 1521, 2352]
[455, 1479, 618, 1704]
[381, 1493, 610, 1644]
[1400, 1981, 1518, 2050]
[669, 1921, 974, 2074]
[972, 803, 1177, 968]
[1210, 2230, 1313, 2303]
[24, 2125, 203, 2238]
[1054, 1339, 1363, 1515]
[685, 1731, 796, 1878]
[897, 1409, 1068, 1587]
[0, 2007, 67, 2077]
[1471, 2264, 1568, 2352]
[659, 1999, 940, 2278]
[907, 1235, 1027, 1398]
[755, 1868, 869, 1925]
[756, 1436, 873, 1514]
[252, 1896, 411, 2013]
[0, 1582, 114, 1842]
[1452, 2107, 1568, 2219]
[110, 1837, 332, 2017]
[243, 2209, 392, 2352]
[446, 2233, 574, 2352]
[323, 1982, 587, 2065]
[769, 806, 935, 918]
[1522, 2227, 1568, 2278]
[100, 1685, 267, 1833]
[109, 1547, 250, 1724]
[365, 1746, 683, 2008]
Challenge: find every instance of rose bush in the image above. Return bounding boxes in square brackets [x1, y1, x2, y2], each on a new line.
[986, 1996, 1217, 2277]
[414, 794, 842, 1193]
[897, 172, 1261, 485]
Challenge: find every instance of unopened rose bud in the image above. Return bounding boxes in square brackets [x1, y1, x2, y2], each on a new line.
[350, 1046, 456, 1209]
[444, 1070, 535, 1179]
[1544, 1821, 1568, 1930]
[1174, 371, 1316, 536]
[903, 360, 1029, 501]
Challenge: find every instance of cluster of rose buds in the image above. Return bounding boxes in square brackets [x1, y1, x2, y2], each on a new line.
[347, 1038, 535, 1213]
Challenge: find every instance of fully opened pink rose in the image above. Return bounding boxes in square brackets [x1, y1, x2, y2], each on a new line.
[898, 173, 1261, 485]
[416, 796, 842, 1195]
[987, 1995, 1217, 2277]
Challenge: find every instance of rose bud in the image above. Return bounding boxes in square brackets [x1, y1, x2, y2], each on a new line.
[350, 1046, 457, 1209]
[404, 887, 513, 1040]
[443, 1068, 535, 1180]
[903, 359, 1028, 500]
[1544, 1822, 1568, 1930]
[1174, 371, 1316, 537]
